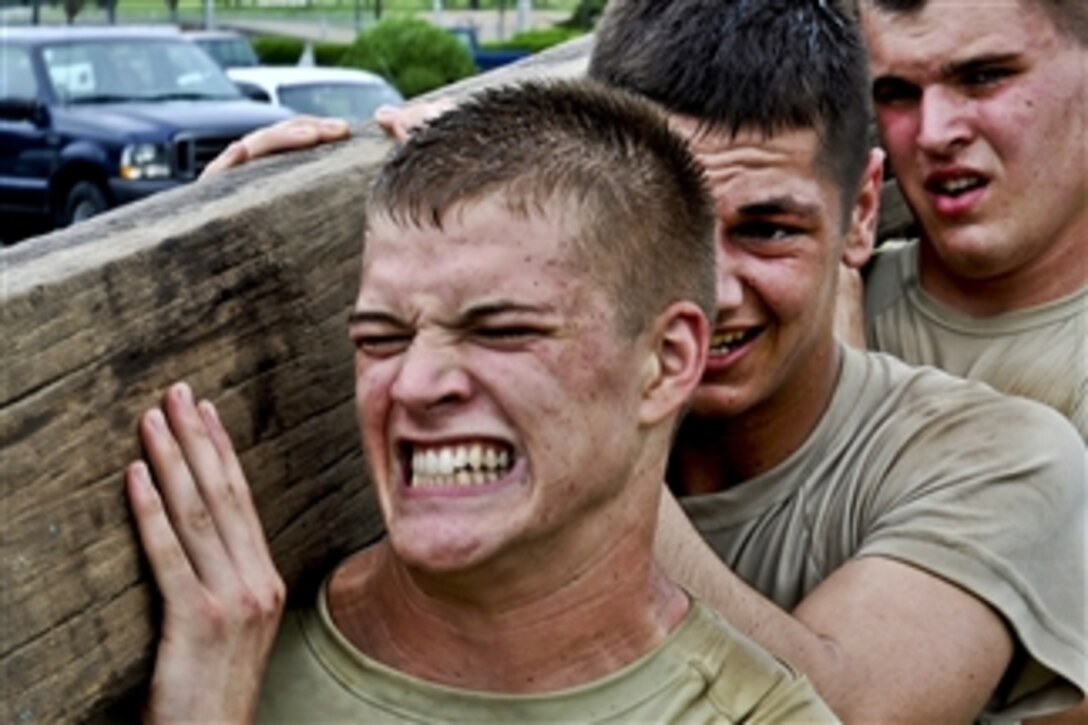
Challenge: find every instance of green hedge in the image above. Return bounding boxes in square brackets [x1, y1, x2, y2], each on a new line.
[481, 26, 584, 53]
[339, 17, 476, 98]
[251, 36, 306, 64]
[313, 41, 352, 66]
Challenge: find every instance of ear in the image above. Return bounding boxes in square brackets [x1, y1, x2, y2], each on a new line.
[842, 148, 885, 270]
[638, 301, 709, 427]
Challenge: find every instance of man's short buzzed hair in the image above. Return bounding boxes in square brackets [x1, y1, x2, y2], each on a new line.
[367, 79, 717, 334]
[589, 0, 872, 220]
[866, 0, 1088, 46]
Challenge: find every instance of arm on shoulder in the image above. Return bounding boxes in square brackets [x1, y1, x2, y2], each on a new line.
[656, 489, 1012, 722]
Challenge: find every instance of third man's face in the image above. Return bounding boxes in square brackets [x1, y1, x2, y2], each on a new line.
[863, 0, 1088, 286]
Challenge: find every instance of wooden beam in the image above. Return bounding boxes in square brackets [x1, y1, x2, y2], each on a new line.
[1, 41, 592, 723]
[1, 36, 917, 721]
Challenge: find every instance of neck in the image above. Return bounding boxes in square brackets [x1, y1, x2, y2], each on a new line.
[671, 340, 842, 494]
[918, 227, 1087, 316]
[327, 502, 688, 693]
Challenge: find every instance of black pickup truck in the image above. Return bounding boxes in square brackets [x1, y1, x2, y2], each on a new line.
[0, 26, 293, 237]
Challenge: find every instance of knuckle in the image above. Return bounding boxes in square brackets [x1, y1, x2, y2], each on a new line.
[235, 590, 263, 623]
[265, 578, 287, 612]
[193, 596, 229, 638]
[184, 504, 214, 533]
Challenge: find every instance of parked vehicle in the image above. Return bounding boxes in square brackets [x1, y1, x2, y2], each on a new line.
[0, 26, 293, 232]
[186, 29, 260, 69]
[228, 66, 403, 122]
[447, 26, 530, 72]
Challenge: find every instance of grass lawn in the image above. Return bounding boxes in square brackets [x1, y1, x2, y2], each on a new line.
[15, 0, 583, 36]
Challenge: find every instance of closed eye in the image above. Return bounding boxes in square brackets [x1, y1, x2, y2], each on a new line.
[353, 333, 413, 358]
[472, 326, 546, 347]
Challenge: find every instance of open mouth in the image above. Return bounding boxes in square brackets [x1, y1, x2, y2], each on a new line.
[404, 441, 516, 488]
[710, 327, 761, 357]
[926, 175, 987, 197]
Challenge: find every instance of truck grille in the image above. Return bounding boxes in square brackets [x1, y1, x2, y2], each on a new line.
[173, 134, 236, 180]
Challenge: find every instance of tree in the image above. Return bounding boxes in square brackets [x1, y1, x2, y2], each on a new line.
[340, 17, 475, 98]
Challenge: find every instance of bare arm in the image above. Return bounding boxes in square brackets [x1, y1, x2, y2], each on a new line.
[199, 101, 452, 179]
[126, 382, 285, 723]
[656, 490, 1012, 723]
[199, 115, 351, 179]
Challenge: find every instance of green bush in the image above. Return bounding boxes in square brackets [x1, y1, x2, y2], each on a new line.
[339, 17, 476, 98]
[559, 0, 606, 30]
[482, 26, 584, 53]
[313, 41, 352, 66]
[251, 36, 305, 65]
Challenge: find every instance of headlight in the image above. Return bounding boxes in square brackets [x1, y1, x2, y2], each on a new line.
[120, 143, 171, 180]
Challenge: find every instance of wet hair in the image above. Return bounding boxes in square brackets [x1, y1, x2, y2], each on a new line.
[589, 0, 872, 218]
[366, 79, 716, 334]
[866, 0, 1088, 46]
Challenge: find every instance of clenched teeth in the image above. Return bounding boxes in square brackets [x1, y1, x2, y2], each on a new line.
[410, 443, 513, 488]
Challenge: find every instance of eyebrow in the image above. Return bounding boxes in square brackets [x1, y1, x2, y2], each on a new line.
[348, 310, 405, 327]
[348, 301, 553, 328]
[947, 52, 1021, 77]
[737, 196, 822, 219]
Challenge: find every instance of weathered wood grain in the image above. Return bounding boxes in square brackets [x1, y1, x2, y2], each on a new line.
[1, 40, 593, 724]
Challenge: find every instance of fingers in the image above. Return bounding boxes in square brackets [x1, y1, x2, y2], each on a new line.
[198, 140, 249, 180]
[199, 115, 351, 180]
[127, 460, 200, 603]
[242, 115, 350, 160]
[128, 383, 285, 723]
[194, 399, 278, 581]
[138, 388, 238, 591]
[373, 98, 456, 143]
[133, 383, 278, 592]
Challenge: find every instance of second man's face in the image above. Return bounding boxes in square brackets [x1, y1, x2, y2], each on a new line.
[670, 117, 852, 425]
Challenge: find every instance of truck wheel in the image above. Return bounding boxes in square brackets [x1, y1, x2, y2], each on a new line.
[62, 181, 109, 226]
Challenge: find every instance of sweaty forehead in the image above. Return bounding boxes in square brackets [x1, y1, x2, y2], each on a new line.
[673, 123, 837, 213]
[358, 205, 595, 313]
[863, 0, 1057, 75]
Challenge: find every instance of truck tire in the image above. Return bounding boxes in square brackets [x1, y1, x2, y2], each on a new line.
[62, 180, 109, 226]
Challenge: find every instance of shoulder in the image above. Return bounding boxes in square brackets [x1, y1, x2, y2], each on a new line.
[835, 350, 1084, 530]
[682, 602, 838, 722]
[863, 239, 917, 318]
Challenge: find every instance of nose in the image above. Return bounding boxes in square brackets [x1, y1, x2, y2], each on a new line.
[916, 86, 972, 155]
[715, 239, 744, 312]
[390, 338, 472, 412]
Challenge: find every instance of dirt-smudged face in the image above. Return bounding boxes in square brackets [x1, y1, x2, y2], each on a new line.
[864, 0, 1088, 293]
[351, 197, 653, 580]
[672, 119, 866, 429]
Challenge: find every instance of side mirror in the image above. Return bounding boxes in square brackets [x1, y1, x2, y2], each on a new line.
[0, 98, 50, 127]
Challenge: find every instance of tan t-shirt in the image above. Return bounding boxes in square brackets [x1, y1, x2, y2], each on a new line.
[864, 240, 1087, 439]
[681, 346, 1086, 720]
[256, 590, 836, 723]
